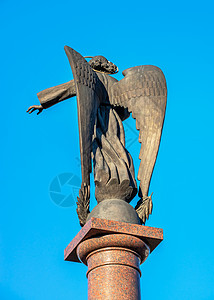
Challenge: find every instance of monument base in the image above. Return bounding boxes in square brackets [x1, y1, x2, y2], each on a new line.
[64, 218, 163, 300]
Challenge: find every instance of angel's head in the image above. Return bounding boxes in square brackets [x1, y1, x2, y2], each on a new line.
[87, 56, 118, 74]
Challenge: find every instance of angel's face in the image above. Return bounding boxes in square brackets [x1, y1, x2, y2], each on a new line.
[89, 56, 118, 74]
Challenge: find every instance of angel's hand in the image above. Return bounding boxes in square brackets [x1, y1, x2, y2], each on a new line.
[26, 105, 43, 115]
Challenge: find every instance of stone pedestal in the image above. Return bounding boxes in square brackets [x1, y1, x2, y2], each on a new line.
[64, 218, 163, 300]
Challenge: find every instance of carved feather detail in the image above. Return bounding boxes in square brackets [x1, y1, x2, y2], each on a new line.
[135, 193, 153, 224]
[76, 183, 90, 227]
[64, 46, 104, 187]
[109, 65, 167, 198]
[64, 47, 167, 225]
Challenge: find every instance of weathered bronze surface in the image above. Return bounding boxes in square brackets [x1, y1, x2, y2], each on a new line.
[27, 47, 167, 226]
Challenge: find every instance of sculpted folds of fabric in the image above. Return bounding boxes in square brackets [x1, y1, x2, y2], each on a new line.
[27, 46, 167, 226]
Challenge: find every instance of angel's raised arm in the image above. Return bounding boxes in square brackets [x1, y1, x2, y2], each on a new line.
[27, 79, 76, 115]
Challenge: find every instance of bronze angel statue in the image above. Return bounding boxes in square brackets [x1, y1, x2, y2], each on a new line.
[27, 46, 167, 227]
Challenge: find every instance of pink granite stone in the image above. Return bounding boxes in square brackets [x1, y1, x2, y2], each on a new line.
[64, 217, 163, 262]
[64, 218, 163, 299]
[77, 234, 146, 300]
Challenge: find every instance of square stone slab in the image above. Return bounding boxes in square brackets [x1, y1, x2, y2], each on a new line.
[64, 217, 163, 262]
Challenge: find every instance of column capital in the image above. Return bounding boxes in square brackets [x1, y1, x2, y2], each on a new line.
[64, 217, 163, 263]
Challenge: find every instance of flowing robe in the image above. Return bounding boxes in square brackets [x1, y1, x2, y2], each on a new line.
[37, 73, 137, 202]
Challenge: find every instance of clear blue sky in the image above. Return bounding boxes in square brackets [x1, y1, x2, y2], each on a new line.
[1, 0, 214, 299]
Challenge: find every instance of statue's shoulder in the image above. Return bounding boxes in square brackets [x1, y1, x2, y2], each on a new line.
[96, 72, 118, 88]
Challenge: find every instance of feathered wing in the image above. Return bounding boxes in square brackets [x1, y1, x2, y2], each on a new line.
[64, 46, 106, 225]
[64, 46, 105, 185]
[109, 65, 167, 223]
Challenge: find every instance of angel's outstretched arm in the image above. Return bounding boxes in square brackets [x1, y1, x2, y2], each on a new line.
[27, 80, 76, 115]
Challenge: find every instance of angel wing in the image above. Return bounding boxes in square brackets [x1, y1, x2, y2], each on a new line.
[64, 46, 106, 186]
[64, 47, 107, 225]
[109, 65, 167, 221]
